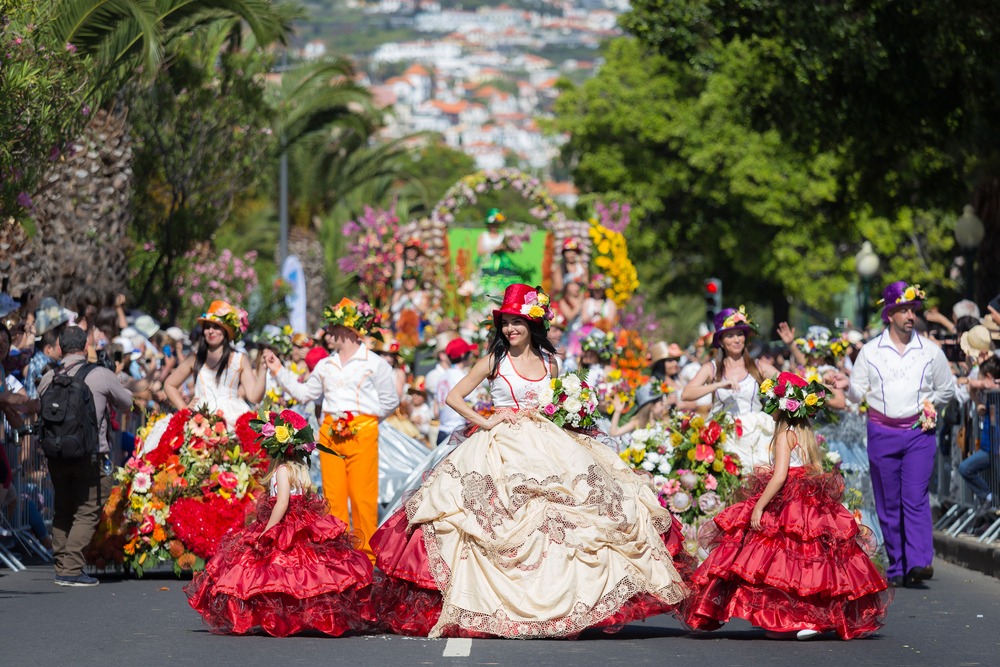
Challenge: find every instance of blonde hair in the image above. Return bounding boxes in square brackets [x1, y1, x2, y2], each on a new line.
[263, 459, 314, 494]
[770, 413, 823, 470]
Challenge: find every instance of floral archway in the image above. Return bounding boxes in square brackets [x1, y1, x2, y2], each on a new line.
[399, 168, 592, 287]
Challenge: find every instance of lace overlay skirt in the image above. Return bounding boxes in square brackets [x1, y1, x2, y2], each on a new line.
[383, 411, 688, 638]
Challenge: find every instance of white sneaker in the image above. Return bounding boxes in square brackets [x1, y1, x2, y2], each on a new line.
[796, 629, 821, 641]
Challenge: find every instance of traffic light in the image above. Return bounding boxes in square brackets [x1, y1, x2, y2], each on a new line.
[705, 278, 722, 325]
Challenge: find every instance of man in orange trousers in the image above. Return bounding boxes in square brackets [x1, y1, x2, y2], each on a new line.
[264, 299, 398, 562]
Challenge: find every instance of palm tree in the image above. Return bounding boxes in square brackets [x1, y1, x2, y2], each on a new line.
[7, 0, 296, 306]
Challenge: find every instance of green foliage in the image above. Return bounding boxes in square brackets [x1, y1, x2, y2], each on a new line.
[619, 0, 1000, 304]
[554, 37, 850, 316]
[128, 46, 276, 319]
[0, 3, 89, 226]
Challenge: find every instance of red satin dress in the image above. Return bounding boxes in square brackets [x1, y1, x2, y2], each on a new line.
[683, 461, 892, 639]
[184, 490, 376, 636]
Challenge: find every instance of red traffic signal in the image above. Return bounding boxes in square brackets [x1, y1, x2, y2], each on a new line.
[705, 281, 719, 294]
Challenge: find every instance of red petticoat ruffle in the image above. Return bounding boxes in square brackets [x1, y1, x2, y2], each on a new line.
[184, 494, 376, 636]
[370, 508, 693, 638]
[683, 467, 892, 639]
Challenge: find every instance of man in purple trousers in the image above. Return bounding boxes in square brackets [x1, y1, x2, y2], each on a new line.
[848, 281, 956, 587]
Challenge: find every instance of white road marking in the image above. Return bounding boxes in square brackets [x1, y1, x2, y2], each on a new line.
[442, 637, 472, 657]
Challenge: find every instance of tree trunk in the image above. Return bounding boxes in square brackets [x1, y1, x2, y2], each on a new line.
[1, 108, 133, 308]
[770, 285, 790, 337]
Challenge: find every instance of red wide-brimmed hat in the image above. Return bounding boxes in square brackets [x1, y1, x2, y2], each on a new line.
[492, 283, 554, 328]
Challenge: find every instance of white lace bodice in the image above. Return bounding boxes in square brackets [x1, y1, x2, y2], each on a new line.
[192, 350, 251, 424]
[711, 362, 762, 415]
[489, 353, 552, 409]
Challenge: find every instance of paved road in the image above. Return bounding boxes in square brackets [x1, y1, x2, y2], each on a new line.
[2, 558, 998, 666]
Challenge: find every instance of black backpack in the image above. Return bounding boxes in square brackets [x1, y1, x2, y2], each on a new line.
[38, 363, 100, 460]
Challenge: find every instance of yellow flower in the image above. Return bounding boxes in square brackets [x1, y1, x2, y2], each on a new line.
[687, 448, 697, 461]
[670, 432, 683, 446]
[527, 305, 545, 318]
[760, 378, 774, 393]
[690, 415, 705, 430]
[334, 308, 344, 318]
[537, 293, 549, 306]
[598, 240, 611, 254]
[903, 287, 916, 301]
[804, 393, 819, 406]
[275, 425, 292, 443]
[712, 459, 724, 473]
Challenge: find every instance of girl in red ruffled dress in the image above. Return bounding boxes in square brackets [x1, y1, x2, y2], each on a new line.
[684, 372, 892, 640]
[185, 411, 375, 636]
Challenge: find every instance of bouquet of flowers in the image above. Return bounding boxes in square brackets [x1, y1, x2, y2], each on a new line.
[913, 399, 937, 432]
[319, 411, 360, 451]
[759, 372, 829, 419]
[500, 222, 533, 254]
[536, 371, 600, 430]
[250, 409, 317, 462]
[596, 369, 632, 415]
[621, 410, 743, 544]
[91, 408, 266, 576]
[580, 327, 620, 362]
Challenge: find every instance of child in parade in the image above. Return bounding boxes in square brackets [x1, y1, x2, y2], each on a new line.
[185, 411, 376, 636]
[683, 372, 892, 640]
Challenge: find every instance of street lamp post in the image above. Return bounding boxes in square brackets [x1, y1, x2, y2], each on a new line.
[855, 241, 880, 330]
[955, 205, 985, 301]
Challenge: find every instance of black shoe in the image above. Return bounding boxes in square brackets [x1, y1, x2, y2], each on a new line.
[887, 575, 905, 588]
[54, 573, 99, 587]
[907, 566, 934, 583]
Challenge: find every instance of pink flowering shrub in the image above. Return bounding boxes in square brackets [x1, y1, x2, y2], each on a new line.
[338, 207, 402, 311]
[174, 246, 259, 328]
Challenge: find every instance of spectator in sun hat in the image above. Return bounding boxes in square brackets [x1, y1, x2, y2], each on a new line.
[133, 314, 160, 341]
[35, 297, 74, 336]
[0, 292, 20, 319]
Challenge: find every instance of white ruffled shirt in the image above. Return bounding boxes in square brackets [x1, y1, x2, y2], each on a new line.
[274, 344, 399, 419]
[847, 330, 956, 418]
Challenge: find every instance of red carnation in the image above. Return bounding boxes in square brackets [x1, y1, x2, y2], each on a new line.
[777, 371, 807, 388]
[168, 494, 253, 559]
[699, 421, 722, 446]
[234, 412, 263, 454]
[280, 409, 308, 430]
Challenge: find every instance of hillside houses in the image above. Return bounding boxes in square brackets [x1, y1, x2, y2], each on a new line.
[304, 1, 623, 175]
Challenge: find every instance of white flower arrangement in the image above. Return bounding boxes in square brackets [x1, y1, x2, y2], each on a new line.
[539, 371, 599, 429]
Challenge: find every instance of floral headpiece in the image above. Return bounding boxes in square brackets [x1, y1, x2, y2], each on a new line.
[492, 283, 556, 330]
[580, 327, 619, 361]
[252, 326, 292, 356]
[588, 272, 612, 292]
[759, 372, 829, 420]
[562, 237, 581, 252]
[402, 265, 423, 283]
[322, 297, 383, 338]
[719, 305, 757, 332]
[486, 208, 506, 226]
[197, 300, 249, 341]
[649, 379, 675, 399]
[878, 280, 926, 323]
[250, 409, 317, 463]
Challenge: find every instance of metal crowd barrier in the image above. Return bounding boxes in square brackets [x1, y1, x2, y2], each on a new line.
[1, 416, 55, 571]
[934, 390, 1000, 543]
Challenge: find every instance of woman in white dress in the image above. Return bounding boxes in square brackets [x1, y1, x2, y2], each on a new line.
[682, 306, 787, 472]
[139, 301, 267, 454]
[372, 284, 688, 638]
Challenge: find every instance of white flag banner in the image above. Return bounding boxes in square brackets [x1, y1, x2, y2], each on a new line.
[281, 254, 307, 334]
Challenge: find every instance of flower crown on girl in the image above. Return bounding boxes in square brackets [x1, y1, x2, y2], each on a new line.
[250, 409, 317, 463]
[759, 372, 828, 419]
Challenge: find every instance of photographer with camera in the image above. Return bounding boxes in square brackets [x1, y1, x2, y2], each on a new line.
[37, 326, 133, 587]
